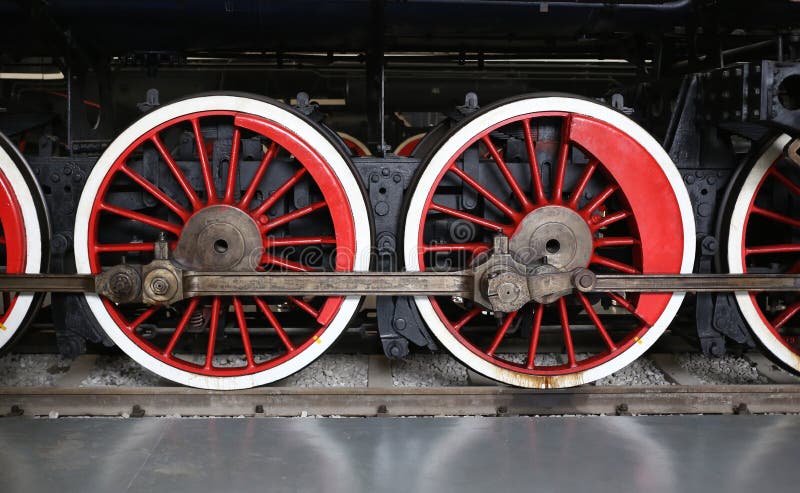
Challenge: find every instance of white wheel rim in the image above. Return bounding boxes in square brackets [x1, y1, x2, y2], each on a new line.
[727, 133, 800, 371]
[402, 96, 696, 388]
[74, 95, 372, 389]
[0, 135, 42, 350]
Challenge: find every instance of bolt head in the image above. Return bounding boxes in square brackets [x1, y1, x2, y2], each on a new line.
[150, 278, 170, 296]
[497, 282, 520, 303]
[111, 274, 133, 293]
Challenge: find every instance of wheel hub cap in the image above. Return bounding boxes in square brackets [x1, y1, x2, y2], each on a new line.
[174, 205, 262, 271]
[509, 205, 593, 271]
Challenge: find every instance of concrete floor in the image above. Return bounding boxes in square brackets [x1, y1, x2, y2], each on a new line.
[0, 415, 798, 493]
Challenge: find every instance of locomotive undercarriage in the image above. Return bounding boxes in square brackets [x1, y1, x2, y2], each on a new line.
[2, 1, 800, 389]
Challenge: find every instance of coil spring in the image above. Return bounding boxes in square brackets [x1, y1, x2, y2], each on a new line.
[189, 309, 206, 331]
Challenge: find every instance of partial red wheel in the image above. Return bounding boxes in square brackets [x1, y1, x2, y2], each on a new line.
[402, 95, 695, 388]
[395, 133, 425, 157]
[0, 133, 49, 354]
[337, 132, 371, 157]
[75, 94, 372, 389]
[725, 134, 800, 373]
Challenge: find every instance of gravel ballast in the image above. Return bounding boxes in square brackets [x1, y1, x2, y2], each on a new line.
[0, 354, 71, 387]
[0, 351, 790, 388]
[675, 354, 769, 385]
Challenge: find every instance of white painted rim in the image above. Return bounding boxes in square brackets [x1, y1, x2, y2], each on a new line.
[403, 96, 696, 388]
[727, 133, 800, 371]
[74, 95, 372, 390]
[0, 135, 42, 349]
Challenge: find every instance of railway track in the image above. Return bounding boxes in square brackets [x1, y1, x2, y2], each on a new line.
[2, 353, 799, 417]
[3, 384, 800, 418]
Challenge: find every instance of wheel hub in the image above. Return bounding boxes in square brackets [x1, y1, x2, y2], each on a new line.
[509, 205, 593, 271]
[174, 205, 262, 271]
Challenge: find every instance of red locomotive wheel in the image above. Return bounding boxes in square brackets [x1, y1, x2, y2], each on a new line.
[74, 95, 371, 389]
[725, 134, 800, 373]
[403, 95, 695, 388]
[0, 133, 48, 354]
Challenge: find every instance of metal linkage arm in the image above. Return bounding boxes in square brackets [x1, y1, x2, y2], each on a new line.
[182, 271, 474, 298]
[584, 273, 800, 293]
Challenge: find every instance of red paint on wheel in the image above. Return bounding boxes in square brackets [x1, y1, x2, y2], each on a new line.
[86, 110, 357, 377]
[0, 168, 26, 322]
[741, 157, 800, 358]
[416, 111, 684, 376]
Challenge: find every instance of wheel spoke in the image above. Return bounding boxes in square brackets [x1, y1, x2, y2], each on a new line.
[233, 297, 255, 368]
[288, 296, 320, 319]
[594, 236, 637, 248]
[481, 135, 533, 211]
[449, 165, 522, 220]
[421, 242, 491, 254]
[204, 297, 222, 370]
[261, 252, 316, 272]
[95, 242, 159, 253]
[567, 159, 598, 209]
[771, 301, 800, 329]
[577, 292, 617, 351]
[752, 206, 800, 229]
[254, 297, 295, 351]
[266, 236, 336, 247]
[120, 165, 191, 221]
[745, 244, 800, 256]
[191, 117, 218, 203]
[126, 306, 160, 331]
[164, 298, 200, 356]
[486, 311, 517, 356]
[429, 202, 510, 234]
[591, 254, 641, 274]
[558, 298, 577, 367]
[223, 128, 242, 204]
[551, 114, 572, 203]
[151, 134, 203, 210]
[100, 202, 182, 236]
[606, 292, 650, 327]
[260, 201, 328, 233]
[522, 118, 547, 204]
[581, 185, 618, 217]
[770, 168, 800, 197]
[239, 142, 279, 209]
[591, 210, 631, 231]
[252, 168, 309, 218]
[453, 307, 482, 332]
[525, 304, 544, 369]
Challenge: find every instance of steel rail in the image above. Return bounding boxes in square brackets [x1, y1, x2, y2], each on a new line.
[2, 384, 799, 417]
